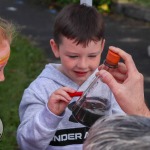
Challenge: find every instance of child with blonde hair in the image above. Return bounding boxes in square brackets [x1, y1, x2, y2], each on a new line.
[0, 17, 15, 81]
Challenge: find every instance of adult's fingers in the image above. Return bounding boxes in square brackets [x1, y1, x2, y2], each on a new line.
[98, 69, 120, 93]
[109, 46, 138, 74]
[117, 62, 127, 74]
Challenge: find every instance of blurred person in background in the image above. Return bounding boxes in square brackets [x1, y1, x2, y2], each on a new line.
[83, 115, 150, 150]
[0, 17, 15, 81]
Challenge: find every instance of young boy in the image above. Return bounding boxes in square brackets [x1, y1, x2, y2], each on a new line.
[17, 4, 125, 150]
[0, 17, 14, 81]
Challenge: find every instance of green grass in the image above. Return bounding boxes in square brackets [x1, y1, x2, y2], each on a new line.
[0, 35, 47, 149]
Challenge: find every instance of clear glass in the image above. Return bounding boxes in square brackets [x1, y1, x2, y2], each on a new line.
[72, 76, 112, 127]
[71, 49, 120, 127]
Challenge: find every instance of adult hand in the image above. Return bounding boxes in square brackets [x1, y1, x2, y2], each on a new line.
[98, 62, 127, 83]
[97, 46, 150, 117]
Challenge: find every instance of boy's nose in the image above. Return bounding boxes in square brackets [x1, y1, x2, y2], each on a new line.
[78, 58, 88, 68]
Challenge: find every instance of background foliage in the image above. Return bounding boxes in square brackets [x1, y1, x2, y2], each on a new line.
[0, 35, 46, 149]
[28, 0, 150, 13]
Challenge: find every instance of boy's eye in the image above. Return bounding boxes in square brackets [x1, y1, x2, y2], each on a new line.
[89, 55, 97, 58]
[68, 56, 78, 58]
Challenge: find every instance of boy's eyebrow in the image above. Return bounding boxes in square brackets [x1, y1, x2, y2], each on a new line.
[0, 52, 10, 64]
[65, 49, 101, 56]
[89, 51, 101, 55]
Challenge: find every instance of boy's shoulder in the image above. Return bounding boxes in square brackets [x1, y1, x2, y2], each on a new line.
[27, 63, 75, 91]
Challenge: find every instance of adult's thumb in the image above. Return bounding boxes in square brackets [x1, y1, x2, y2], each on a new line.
[98, 70, 119, 93]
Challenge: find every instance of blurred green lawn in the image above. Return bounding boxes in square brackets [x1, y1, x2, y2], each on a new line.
[0, 35, 47, 149]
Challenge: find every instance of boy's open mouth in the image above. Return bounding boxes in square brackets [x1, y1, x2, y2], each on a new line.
[74, 71, 88, 76]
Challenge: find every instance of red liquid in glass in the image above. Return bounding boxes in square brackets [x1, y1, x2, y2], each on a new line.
[72, 97, 111, 127]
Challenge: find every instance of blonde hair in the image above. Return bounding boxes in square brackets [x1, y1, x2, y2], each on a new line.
[0, 17, 16, 44]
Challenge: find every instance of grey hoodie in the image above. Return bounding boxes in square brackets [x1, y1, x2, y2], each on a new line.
[17, 63, 124, 150]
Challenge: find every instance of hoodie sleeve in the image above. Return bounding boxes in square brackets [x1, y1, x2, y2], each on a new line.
[17, 80, 64, 150]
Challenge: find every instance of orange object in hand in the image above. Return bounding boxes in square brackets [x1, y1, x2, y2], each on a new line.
[104, 50, 121, 68]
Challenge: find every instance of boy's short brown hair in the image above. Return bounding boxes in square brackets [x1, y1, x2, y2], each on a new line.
[53, 4, 105, 47]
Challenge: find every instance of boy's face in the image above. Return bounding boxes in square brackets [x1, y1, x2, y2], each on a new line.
[0, 40, 10, 82]
[50, 37, 105, 85]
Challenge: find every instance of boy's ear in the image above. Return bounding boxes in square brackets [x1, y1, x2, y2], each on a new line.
[50, 39, 60, 58]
